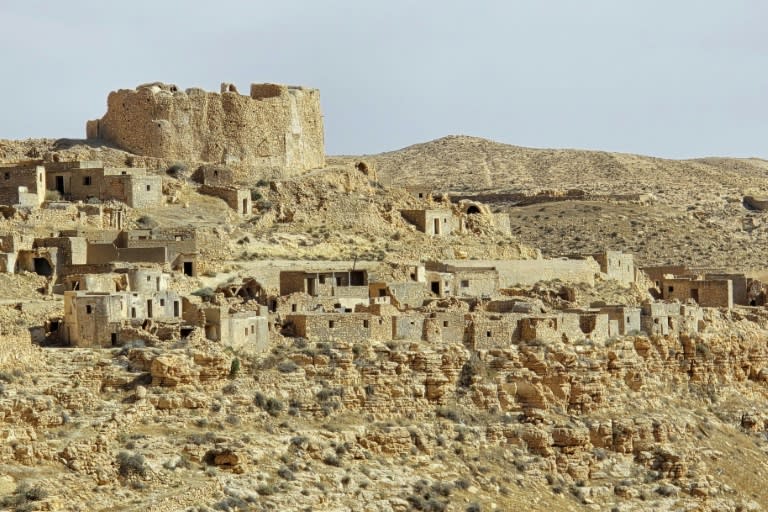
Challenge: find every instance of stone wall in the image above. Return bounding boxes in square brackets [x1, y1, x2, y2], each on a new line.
[287, 312, 391, 342]
[438, 258, 600, 287]
[87, 82, 325, 177]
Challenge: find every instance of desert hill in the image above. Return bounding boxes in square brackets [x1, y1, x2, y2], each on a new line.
[333, 136, 768, 271]
[340, 135, 768, 198]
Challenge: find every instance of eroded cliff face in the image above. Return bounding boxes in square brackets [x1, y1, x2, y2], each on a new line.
[87, 82, 324, 177]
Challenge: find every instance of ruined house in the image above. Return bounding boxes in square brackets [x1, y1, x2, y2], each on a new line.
[0, 232, 34, 272]
[61, 289, 183, 347]
[280, 269, 368, 302]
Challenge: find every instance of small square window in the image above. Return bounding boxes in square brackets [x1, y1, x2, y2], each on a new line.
[486, 331, 492, 337]
[319, 276, 325, 284]
[146, 185, 151, 191]
[146, 276, 151, 282]
[86, 305, 92, 314]
[160, 299, 165, 306]
[668, 286, 674, 293]
[329, 320, 335, 328]
[3, 172, 9, 180]
[83, 176, 92, 186]
[460, 280, 469, 288]
[251, 325, 255, 334]
[244, 328, 248, 336]
[363, 320, 369, 328]
[291, 304, 297, 312]
[443, 321, 449, 327]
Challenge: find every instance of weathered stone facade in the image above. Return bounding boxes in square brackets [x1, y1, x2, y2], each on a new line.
[87, 82, 325, 176]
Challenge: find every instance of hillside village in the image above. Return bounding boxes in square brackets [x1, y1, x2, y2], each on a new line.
[2, 82, 768, 511]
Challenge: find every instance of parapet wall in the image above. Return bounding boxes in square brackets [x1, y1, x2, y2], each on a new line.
[87, 82, 324, 177]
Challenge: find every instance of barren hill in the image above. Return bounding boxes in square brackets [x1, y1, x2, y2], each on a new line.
[334, 136, 768, 270]
[345, 135, 768, 199]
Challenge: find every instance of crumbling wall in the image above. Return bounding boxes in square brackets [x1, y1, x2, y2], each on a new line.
[87, 82, 325, 177]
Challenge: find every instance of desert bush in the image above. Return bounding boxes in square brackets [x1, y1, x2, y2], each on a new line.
[277, 360, 298, 373]
[44, 189, 62, 201]
[277, 466, 295, 480]
[436, 407, 462, 423]
[117, 451, 149, 478]
[323, 454, 342, 467]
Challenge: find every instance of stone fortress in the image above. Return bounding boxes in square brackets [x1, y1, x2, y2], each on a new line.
[86, 82, 325, 177]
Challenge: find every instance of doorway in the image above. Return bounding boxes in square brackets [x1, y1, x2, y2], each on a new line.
[183, 261, 193, 276]
[55, 175, 65, 194]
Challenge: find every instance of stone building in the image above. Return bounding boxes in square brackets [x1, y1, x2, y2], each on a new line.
[87, 82, 325, 176]
[199, 185, 252, 216]
[424, 262, 500, 298]
[201, 304, 269, 352]
[0, 232, 34, 272]
[279, 269, 368, 298]
[659, 276, 733, 308]
[286, 312, 391, 342]
[85, 229, 198, 276]
[0, 160, 162, 209]
[61, 289, 183, 347]
[592, 251, 635, 285]
[596, 304, 642, 336]
[400, 209, 455, 236]
[0, 162, 46, 207]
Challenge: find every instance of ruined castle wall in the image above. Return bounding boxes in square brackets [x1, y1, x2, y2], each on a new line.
[88, 82, 324, 176]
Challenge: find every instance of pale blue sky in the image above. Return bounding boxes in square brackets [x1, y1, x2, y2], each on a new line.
[0, 0, 765, 158]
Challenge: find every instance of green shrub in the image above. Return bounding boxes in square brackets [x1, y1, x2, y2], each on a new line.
[229, 358, 240, 378]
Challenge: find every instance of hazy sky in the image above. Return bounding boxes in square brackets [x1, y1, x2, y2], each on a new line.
[0, 1, 765, 158]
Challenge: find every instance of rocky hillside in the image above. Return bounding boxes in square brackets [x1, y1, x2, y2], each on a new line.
[333, 136, 768, 271]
